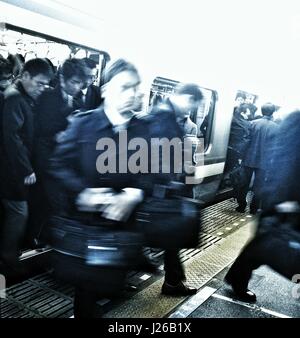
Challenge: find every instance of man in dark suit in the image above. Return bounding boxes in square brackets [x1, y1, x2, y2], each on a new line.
[225, 103, 251, 174]
[34, 58, 87, 177]
[150, 83, 203, 296]
[0, 56, 13, 93]
[31, 58, 87, 243]
[78, 58, 102, 111]
[225, 104, 251, 212]
[225, 110, 300, 302]
[239, 103, 279, 214]
[0, 58, 53, 266]
[48, 59, 200, 317]
[0, 57, 13, 225]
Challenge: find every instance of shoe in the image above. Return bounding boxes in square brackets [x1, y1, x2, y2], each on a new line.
[232, 289, 256, 303]
[161, 281, 197, 296]
[235, 206, 246, 213]
[224, 275, 256, 303]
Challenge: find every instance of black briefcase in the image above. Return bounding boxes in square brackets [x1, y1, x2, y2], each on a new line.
[135, 197, 201, 249]
[49, 216, 144, 268]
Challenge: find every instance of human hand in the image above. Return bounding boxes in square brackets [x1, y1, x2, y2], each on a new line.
[76, 188, 114, 211]
[24, 173, 36, 185]
[100, 188, 144, 222]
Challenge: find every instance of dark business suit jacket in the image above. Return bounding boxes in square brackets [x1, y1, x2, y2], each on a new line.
[49, 106, 183, 217]
[0, 82, 36, 200]
[33, 85, 83, 176]
[244, 116, 279, 170]
[81, 85, 102, 111]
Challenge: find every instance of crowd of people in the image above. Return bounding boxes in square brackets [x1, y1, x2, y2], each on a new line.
[226, 93, 279, 214]
[224, 92, 300, 302]
[0, 53, 204, 317]
[1, 51, 300, 316]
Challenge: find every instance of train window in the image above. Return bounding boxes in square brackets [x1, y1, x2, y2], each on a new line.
[149, 76, 217, 150]
[0, 23, 110, 86]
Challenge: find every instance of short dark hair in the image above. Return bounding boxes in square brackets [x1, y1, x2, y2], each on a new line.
[82, 57, 97, 70]
[261, 102, 275, 116]
[103, 58, 139, 84]
[43, 58, 56, 74]
[16, 54, 25, 64]
[0, 56, 13, 77]
[236, 103, 250, 115]
[7, 53, 25, 66]
[22, 58, 53, 78]
[236, 92, 246, 100]
[61, 58, 87, 81]
[174, 83, 203, 103]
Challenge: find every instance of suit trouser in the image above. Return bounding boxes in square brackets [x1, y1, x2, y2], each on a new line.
[0, 199, 28, 265]
[164, 249, 185, 285]
[226, 230, 300, 291]
[28, 175, 62, 245]
[51, 252, 127, 318]
[224, 148, 239, 174]
[236, 167, 266, 211]
[73, 287, 100, 318]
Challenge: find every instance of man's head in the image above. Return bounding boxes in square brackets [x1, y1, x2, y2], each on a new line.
[245, 93, 255, 104]
[236, 103, 252, 120]
[82, 57, 98, 89]
[101, 59, 141, 119]
[0, 56, 13, 91]
[59, 58, 87, 97]
[235, 93, 246, 107]
[21, 58, 53, 100]
[261, 102, 276, 117]
[171, 83, 203, 119]
[7, 54, 25, 78]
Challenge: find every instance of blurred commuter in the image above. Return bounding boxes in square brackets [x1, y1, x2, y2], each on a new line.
[150, 83, 202, 296]
[225, 110, 300, 302]
[245, 93, 255, 105]
[34, 58, 87, 177]
[0, 56, 14, 225]
[225, 104, 251, 211]
[237, 103, 279, 214]
[47, 58, 188, 317]
[78, 57, 102, 110]
[43, 58, 57, 85]
[0, 58, 53, 266]
[0, 56, 13, 93]
[244, 93, 258, 120]
[149, 92, 164, 110]
[169, 84, 201, 137]
[29, 58, 87, 245]
[7, 54, 25, 82]
[0, 56, 13, 150]
[226, 94, 251, 175]
[225, 103, 251, 174]
[233, 92, 246, 114]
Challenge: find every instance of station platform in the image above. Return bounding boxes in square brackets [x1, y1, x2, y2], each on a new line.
[0, 198, 299, 318]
